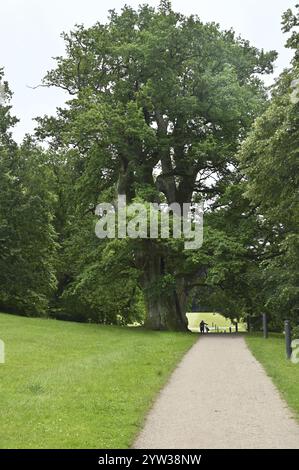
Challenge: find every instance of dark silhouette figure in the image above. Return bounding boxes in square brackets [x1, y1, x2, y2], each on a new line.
[199, 320, 209, 334]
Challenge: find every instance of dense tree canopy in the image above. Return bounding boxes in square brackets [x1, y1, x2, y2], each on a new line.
[239, 5, 299, 328]
[35, 1, 276, 330]
[0, 2, 297, 332]
[0, 70, 57, 315]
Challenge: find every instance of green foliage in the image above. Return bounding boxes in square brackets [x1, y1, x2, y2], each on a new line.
[0, 73, 57, 316]
[53, 218, 145, 325]
[34, 2, 275, 328]
[292, 325, 299, 341]
[239, 8, 299, 326]
[1, 3, 296, 330]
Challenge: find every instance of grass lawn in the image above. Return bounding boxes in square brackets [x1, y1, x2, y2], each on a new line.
[187, 312, 247, 333]
[246, 334, 299, 420]
[0, 313, 196, 449]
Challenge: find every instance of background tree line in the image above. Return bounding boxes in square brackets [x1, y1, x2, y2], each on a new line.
[0, 1, 297, 331]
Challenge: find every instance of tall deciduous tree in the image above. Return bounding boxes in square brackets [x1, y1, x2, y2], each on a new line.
[239, 5, 299, 326]
[37, 3, 276, 329]
[0, 70, 57, 316]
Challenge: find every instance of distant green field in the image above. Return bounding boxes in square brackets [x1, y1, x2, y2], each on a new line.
[187, 312, 247, 333]
[0, 313, 195, 449]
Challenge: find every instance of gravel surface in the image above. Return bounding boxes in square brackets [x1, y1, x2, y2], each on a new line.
[134, 335, 299, 449]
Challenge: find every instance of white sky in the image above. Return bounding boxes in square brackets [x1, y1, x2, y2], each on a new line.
[0, 0, 296, 142]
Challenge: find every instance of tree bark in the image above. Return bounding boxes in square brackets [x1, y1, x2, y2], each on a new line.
[138, 245, 188, 331]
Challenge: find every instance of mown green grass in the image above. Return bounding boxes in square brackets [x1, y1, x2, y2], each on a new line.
[187, 312, 247, 332]
[246, 334, 299, 420]
[0, 313, 196, 449]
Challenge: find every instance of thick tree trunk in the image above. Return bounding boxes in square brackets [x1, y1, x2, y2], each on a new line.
[139, 248, 188, 331]
[116, 155, 189, 331]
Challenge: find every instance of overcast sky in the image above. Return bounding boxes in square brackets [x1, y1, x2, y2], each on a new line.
[0, 0, 296, 142]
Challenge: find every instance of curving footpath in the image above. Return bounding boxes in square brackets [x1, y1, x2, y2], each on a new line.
[134, 335, 299, 449]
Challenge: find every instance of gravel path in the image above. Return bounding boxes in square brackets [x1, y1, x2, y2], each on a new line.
[134, 335, 299, 449]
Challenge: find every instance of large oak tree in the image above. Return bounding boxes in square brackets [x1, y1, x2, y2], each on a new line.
[37, 2, 276, 330]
